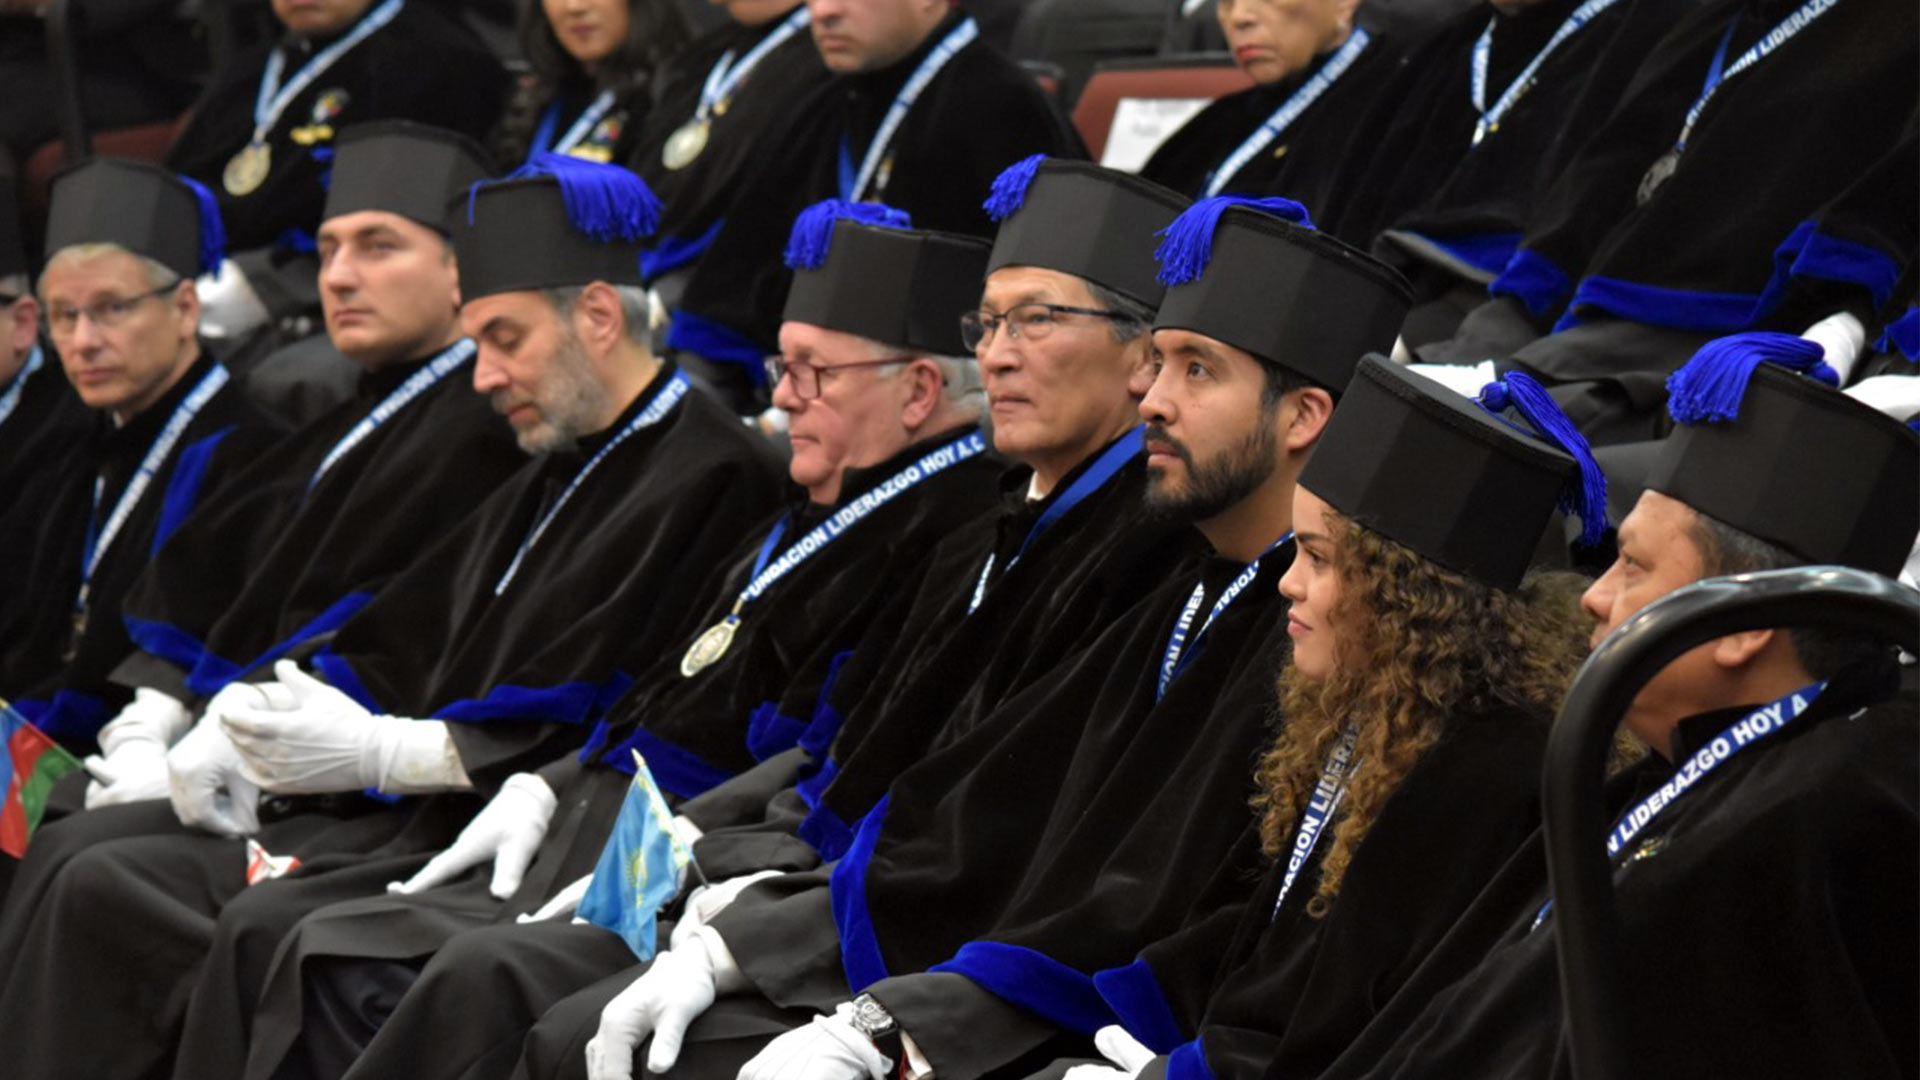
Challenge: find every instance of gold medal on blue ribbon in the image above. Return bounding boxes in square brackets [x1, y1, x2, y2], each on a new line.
[224, 142, 272, 196]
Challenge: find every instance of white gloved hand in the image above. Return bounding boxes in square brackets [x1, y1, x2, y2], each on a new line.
[194, 258, 271, 340]
[669, 869, 784, 950]
[1406, 359, 1501, 398]
[386, 772, 556, 897]
[735, 1001, 893, 1080]
[220, 661, 471, 795]
[1800, 310, 1867, 385]
[84, 688, 192, 807]
[518, 872, 593, 923]
[1062, 1026, 1156, 1080]
[583, 926, 745, 1079]
[167, 714, 263, 837]
[1843, 373, 1920, 419]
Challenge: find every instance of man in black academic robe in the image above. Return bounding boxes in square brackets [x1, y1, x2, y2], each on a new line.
[81, 122, 526, 810]
[0, 158, 284, 750]
[164, 0, 508, 322]
[1313, 343, 1920, 1078]
[270, 159, 1206, 1080]
[0, 159, 784, 1080]
[628, 1, 831, 295]
[1426, 0, 1915, 443]
[663, 0, 1084, 409]
[204, 208, 1006, 1080]
[511, 200, 1413, 1080]
[0, 177, 93, 517]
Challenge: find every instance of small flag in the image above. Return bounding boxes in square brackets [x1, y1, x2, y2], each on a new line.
[1, 699, 83, 857]
[245, 839, 302, 884]
[577, 751, 695, 960]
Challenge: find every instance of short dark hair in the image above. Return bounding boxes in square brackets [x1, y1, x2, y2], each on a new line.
[1259, 362, 1319, 410]
[1086, 281, 1153, 344]
[1687, 507, 1896, 681]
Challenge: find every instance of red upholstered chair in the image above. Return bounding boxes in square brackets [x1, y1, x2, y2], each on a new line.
[1070, 54, 1253, 162]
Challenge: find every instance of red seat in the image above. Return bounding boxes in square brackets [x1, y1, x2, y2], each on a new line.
[1071, 57, 1253, 162]
[20, 115, 190, 222]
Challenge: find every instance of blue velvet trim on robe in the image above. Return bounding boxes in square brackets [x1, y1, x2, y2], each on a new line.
[746, 701, 808, 763]
[1879, 306, 1919, 360]
[1415, 231, 1523, 277]
[152, 428, 233, 557]
[184, 590, 376, 696]
[1093, 958, 1190, 1052]
[796, 650, 854, 762]
[830, 793, 892, 992]
[433, 672, 633, 726]
[642, 221, 725, 282]
[1166, 1039, 1216, 1080]
[1489, 249, 1573, 319]
[928, 941, 1116, 1035]
[664, 311, 768, 379]
[14, 690, 109, 745]
[602, 724, 735, 798]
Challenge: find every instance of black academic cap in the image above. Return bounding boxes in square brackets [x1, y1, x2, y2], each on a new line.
[0, 175, 24, 283]
[454, 153, 661, 300]
[324, 121, 494, 234]
[1301, 355, 1582, 591]
[981, 155, 1189, 310]
[44, 157, 224, 280]
[782, 200, 990, 357]
[1152, 197, 1409, 395]
[1650, 340, 1919, 577]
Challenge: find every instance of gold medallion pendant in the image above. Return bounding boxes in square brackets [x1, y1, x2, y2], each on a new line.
[680, 617, 737, 677]
[224, 142, 273, 196]
[662, 118, 711, 171]
[1636, 150, 1679, 206]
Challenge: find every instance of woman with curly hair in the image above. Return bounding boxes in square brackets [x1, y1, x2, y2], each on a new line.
[1070, 355, 1609, 1080]
[489, 0, 689, 165]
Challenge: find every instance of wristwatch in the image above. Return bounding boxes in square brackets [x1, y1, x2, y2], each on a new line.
[848, 992, 904, 1064]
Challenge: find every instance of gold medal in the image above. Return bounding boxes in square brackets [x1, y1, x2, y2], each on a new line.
[662, 117, 711, 171]
[680, 616, 738, 677]
[224, 141, 272, 196]
[1636, 150, 1679, 206]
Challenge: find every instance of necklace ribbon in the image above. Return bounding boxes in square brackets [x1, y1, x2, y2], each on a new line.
[1470, 0, 1620, 145]
[1204, 28, 1370, 196]
[1157, 532, 1292, 700]
[309, 339, 475, 490]
[966, 427, 1141, 615]
[840, 17, 978, 201]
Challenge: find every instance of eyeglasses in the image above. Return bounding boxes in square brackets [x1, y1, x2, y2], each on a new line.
[42, 285, 174, 338]
[959, 302, 1135, 351]
[764, 354, 914, 401]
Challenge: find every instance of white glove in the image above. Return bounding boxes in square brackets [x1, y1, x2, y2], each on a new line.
[387, 772, 557, 897]
[518, 872, 593, 923]
[584, 926, 746, 1079]
[194, 258, 271, 340]
[84, 688, 192, 807]
[1407, 359, 1501, 398]
[1098, 1025, 1156, 1073]
[669, 869, 784, 950]
[1801, 311, 1867, 385]
[736, 1001, 893, 1080]
[220, 661, 471, 795]
[167, 715, 262, 837]
[1843, 373, 1920, 419]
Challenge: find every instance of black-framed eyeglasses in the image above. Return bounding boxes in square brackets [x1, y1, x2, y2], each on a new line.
[42, 284, 175, 338]
[764, 354, 915, 400]
[959, 302, 1134, 351]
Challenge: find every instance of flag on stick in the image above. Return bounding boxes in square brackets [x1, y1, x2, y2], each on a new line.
[1, 699, 83, 857]
[577, 751, 698, 959]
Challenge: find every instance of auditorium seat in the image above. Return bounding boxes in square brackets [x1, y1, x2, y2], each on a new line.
[1071, 54, 1252, 165]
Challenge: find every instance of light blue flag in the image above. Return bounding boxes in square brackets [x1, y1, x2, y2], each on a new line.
[577, 752, 695, 960]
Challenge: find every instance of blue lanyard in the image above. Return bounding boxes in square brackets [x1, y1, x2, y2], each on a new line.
[1531, 681, 1827, 930]
[309, 339, 475, 490]
[1674, 0, 1836, 153]
[529, 89, 618, 160]
[494, 370, 692, 595]
[1469, 0, 1620, 146]
[697, 6, 811, 120]
[1272, 724, 1359, 918]
[1157, 532, 1292, 701]
[966, 427, 1142, 615]
[0, 343, 44, 429]
[251, 0, 404, 141]
[838, 17, 977, 200]
[1203, 28, 1370, 196]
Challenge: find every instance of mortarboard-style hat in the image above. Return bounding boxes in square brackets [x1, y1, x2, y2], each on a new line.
[44, 157, 224, 280]
[1152, 196, 1410, 395]
[782, 200, 990, 357]
[1649, 332, 1919, 576]
[455, 153, 660, 300]
[1301, 355, 1604, 591]
[325, 121, 495, 234]
[981, 155, 1189, 310]
[0, 175, 25, 285]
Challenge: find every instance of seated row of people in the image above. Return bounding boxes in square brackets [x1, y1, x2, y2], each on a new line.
[0, 123, 1912, 1080]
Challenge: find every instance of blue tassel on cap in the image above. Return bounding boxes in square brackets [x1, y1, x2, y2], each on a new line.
[499, 153, 662, 242]
[1477, 372, 1610, 548]
[1666, 331, 1840, 425]
[982, 154, 1047, 222]
[1154, 196, 1314, 286]
[177, 175, 227, 276]
[782, 200, 912, 271]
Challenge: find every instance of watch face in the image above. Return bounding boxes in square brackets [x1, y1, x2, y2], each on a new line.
[852, 994, 896, 1036]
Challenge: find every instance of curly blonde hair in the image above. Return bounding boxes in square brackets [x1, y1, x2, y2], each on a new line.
[1252, 506, 1592, 910]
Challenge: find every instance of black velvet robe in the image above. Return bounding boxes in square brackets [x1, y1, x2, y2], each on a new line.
[1095, 704, 1550, 1080]
[164, 0, 508, 255]
[1, 354, 284, 748]
[113, 346, 524, 706]
[0, 341, 92, 514]
[665, 12, 1083, 385]
[1316, 677, 1916, 1078]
